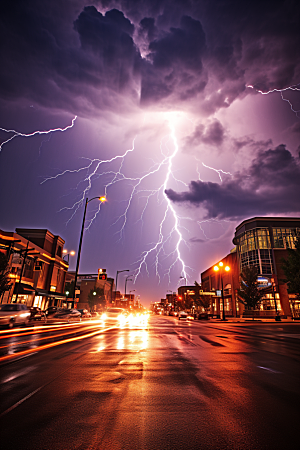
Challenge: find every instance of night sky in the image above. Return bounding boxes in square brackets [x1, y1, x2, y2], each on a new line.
[1, 0, 300, 306]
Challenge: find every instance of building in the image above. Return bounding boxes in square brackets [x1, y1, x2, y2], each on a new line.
[201, 249, 240, 318]
[66, 272, 114, 310]
[201, 217, 300, 319]
[233, 217, 300, 318]
[0, 228, 68, 309]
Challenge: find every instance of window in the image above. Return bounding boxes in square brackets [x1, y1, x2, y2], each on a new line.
[273, 228, 300, 249]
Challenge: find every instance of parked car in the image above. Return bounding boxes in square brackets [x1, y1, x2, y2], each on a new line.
[178, 311, 188, 320]
[44, 306, 63, 317]
[29, 307, 46, 321]
[0, 303, 31, 328]
[77, 308, 92, 318]
[53, 308, 81, 322]
[197, 312, 209, 320]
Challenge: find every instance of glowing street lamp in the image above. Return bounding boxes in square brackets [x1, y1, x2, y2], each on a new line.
[213, 261, 230, 321]
[62, 249, 76, 264]
[73, 196, 107, 305]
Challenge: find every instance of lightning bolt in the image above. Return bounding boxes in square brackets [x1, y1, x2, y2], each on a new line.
[247, 84, 300, 118]
[0, 116, 77, 152]
[41, 113, 192, 286]
[201, 162, 232, 182]
[133, 115, 192, 284]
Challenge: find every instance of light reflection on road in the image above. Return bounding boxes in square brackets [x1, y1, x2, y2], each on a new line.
[0, 313, 150, 362]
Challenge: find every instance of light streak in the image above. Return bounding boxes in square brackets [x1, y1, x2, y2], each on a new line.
[0, 116, 77, 152]
[247, 84, 300, 117]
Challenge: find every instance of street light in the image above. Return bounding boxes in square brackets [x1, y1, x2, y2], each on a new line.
[125, 275, 133, 295]
[115, 269, 129, 300]
[62, 249, 75, 264]
[214, 261, 230, 321]
[73, 196, 107, 304]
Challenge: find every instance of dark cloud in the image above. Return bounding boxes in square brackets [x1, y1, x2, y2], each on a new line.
[74, 7, 141, 90]
[189, 237, 205, 243]
[0, 0, 300, 115]
[0, 2, 141, 115]
[185, 120, 225, 148]
[165, 145, 300, 219]
[140, 15, 207, 104]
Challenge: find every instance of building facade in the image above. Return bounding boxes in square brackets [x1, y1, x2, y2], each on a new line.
[200, 217, 300, 319]
[0, 228, 68, 309]
[233, 217, 300, 318]
[201, 249, 240, 318]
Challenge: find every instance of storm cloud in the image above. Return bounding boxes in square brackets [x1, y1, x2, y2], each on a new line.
[0, 0, 299, 116]
[165, 145, 300, 219]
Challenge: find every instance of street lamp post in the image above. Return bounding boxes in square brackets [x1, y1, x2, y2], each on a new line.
[73, 196, 106, 305]
[213, 261, 230, 321]
[115, 269, 129, 301]
[125, 275, 132, 295]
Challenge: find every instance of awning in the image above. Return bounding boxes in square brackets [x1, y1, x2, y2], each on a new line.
[35, 289, 67, 300]
[13, 283, 36, 295]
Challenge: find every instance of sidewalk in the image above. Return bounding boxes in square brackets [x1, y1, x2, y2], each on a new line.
[202, 317, 298, 324]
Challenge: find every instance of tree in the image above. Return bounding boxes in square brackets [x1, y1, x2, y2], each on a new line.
[194, 281, 210, 311]
[0, 253, 12, 297]
[88, 286, 105, 311]
[281, 234, 300, 300]
[64, 281, 75, 299]
[237, 266, 264, 319]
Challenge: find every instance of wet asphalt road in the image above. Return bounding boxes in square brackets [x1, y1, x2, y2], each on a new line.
[0, 316, 300, 450]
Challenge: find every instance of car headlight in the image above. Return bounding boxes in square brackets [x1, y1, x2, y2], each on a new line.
[101, 313, 107, 320]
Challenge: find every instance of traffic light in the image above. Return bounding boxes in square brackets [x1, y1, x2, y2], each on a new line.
[98, 268, 107, 280]
[98, 273, 107, 280]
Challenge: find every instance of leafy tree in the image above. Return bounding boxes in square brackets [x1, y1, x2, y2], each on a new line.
[64, 281, 75, 299]
[0, 253, 12, 297]
[237, 266, 264, 319]
[88, 286, 105, 311]
[194, 281, 210, 311]
[281, 234, 300, 300]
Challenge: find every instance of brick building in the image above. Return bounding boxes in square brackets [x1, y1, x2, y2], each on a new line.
[0, 228, 68, 309]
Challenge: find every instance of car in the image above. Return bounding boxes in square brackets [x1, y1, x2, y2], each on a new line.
[197, 312, 209, 320]
[0, 303, 31, 328]
[44, 306, 63, 317]
[29, 306, 46, 321]
[53, 308, 81, 322]
[100, 308, 127, 324]
[77, 308, 92, 318]
[178, 311, 188, 320]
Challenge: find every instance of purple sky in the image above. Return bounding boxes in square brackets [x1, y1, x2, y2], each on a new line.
[1, 0, 300, 307]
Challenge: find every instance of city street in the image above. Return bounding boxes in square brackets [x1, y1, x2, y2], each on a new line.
[1, 315, 300, 450]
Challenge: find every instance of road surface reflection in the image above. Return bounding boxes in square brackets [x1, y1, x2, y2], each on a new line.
[0, 313, 150, 363]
